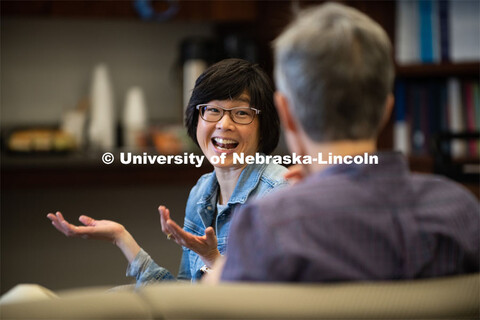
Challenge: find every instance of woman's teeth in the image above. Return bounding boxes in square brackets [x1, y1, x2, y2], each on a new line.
[212, 138, 239, 150]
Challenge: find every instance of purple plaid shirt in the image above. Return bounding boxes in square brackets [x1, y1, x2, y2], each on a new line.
[221, 152, 479, 282]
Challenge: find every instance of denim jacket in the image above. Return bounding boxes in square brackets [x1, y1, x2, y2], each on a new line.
[126, 162, 288, 286]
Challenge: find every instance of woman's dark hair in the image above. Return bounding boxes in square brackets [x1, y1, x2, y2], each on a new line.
[185, 58, 280, 155]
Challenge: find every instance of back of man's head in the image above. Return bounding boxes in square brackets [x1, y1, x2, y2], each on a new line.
[274, 2, 394, 142]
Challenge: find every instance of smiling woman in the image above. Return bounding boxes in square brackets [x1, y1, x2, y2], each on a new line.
[46, 58, 289, 286]
[195, 94, 260, 169]
[185, 59, 280, 157]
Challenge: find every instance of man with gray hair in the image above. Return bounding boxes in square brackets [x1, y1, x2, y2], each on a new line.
[219, 3, 479, 282]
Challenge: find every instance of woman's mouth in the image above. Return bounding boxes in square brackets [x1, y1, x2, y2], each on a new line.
[212, 137, 239, 151]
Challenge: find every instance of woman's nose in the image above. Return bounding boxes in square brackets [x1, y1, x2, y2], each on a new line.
[216, 111, 235, 129]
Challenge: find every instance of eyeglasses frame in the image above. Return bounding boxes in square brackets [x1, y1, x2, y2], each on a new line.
[196, 104, 261, 125]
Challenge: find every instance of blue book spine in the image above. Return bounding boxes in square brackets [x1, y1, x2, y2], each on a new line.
[428, 81, 443, 153]
[419, 0, 434, 63]
[438, 0, 450, 62]
[409, 83, 426, 155]
[395, 80, 407, 122]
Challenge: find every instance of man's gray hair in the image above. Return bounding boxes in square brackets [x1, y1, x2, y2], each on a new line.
[274, 2, 394, 142]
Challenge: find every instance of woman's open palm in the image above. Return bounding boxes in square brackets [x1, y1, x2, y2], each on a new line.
[47, 211, 125, 244]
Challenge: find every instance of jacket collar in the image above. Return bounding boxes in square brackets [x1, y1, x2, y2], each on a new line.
[195, 163, 268, 227]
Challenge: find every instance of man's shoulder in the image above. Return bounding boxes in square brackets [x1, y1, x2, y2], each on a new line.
[412, 172, 479, 203]
[247, 174, 332, 221]
[247, 169, 479, 225]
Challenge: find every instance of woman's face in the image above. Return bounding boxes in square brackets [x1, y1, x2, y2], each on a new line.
[196, 93, 260, 169]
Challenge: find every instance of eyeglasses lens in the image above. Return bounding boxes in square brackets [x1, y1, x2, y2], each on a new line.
[201, 106, 255, 124]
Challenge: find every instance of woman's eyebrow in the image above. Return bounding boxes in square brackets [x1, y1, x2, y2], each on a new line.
[234, 96, 251, 103]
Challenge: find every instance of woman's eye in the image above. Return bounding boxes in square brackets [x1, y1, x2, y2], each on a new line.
[235, 110, 250, 117]
[206, 107, 220, 114]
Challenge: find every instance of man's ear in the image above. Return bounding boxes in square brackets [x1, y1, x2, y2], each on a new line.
[379, 93, 394, 131]
[274, 91, 308, 156]
[274, 91, 297, 133]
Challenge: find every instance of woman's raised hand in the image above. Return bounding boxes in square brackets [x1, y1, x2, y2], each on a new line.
[47, 211, 124, 243]
[158, 205, 220, 268]
[46, 211, 141, 263]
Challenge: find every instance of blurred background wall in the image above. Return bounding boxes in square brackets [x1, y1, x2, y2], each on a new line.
[1, 18, 213, 126]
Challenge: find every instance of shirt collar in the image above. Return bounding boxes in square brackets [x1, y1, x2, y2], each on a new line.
[228, 162, 268, 204]
[197, 162, 268, 207]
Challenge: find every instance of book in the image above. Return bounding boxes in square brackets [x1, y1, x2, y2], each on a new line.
[438, 80, 451, 156]
[447, 78, 467, 158]
[409, 83, 428, 155]
[449, 0, 480, 62]
[394, 80, 410, 155]
[438, 0, 450, 62]
[419, 0, 438, 63]
[395, 0, 420, 65]
[427, 80, 443, 152]
[463, 81, 478, 156]
[474, 82, 480, 153]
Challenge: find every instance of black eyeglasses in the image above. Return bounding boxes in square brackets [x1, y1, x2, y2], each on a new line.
[196, 104, 261, 125]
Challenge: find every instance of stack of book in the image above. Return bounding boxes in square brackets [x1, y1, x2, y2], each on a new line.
[394, 78, 480, 158]
[395, 0, 480, 65]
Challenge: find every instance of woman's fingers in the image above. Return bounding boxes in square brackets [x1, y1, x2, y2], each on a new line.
[204, 227, 217, 245]
[159, 205, 177, 237]
[47, 211, 65, 229]
[47, 212, 64, 233]
[158, 206, 171, 234]
[166, 219, 190, 246]
[164, 207, 171, 220]
[158, 205, 198, 248]
[46, 213, 56, 221]
[79, 215, 95, 226]
[47, 213, 59, 226]
[55, 211, 66, 222]
[46, 211, 79, 237]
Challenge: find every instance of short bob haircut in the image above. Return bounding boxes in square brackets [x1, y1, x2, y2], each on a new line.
[185, 58, 280, 155]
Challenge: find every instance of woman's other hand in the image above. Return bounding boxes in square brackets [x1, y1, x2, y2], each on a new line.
[284, 164, 307, 185]
[159, 205, 220, 268]
[46, 211, 140, 263]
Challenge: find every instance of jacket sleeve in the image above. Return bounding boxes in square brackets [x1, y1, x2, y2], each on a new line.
[177, 247, 192, 281]
[126, 249, 176, 287]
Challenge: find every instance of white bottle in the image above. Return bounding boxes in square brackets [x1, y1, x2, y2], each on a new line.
[89, 63, 116, 150]
[123, 86, 148, 150]
[183, 59, 207, 115]
[181, 38, 211, 120]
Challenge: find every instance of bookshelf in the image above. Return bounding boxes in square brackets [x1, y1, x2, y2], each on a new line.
[250, 0, 479, 197]
[396, 62, 480, 78]
[390, 0, 479, 198]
